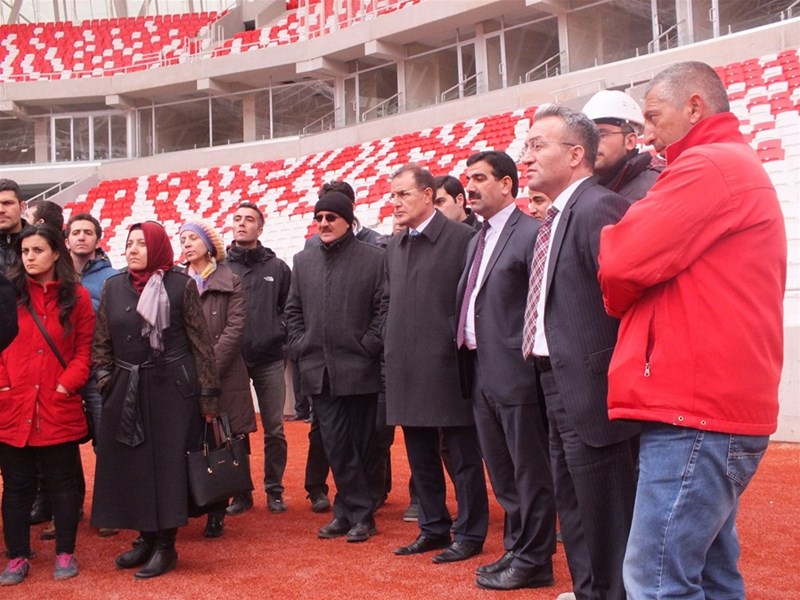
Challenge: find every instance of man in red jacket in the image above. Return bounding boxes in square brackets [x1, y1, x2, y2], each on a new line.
[598, 61, 786, 599]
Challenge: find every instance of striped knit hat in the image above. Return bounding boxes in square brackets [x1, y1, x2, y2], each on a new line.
[179, 220, 225, 259]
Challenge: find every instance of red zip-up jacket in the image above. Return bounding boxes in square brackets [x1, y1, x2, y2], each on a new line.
[598, 112, 786, 436]
[0, 280, 95, 446]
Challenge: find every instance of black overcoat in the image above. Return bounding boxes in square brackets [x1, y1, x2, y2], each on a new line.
[383, 210, 475, 427]
[286, 232, 384, 397]
[90, 269, 218, 531]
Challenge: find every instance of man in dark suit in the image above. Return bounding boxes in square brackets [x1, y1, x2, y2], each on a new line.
[383, 163, 489, 564]
[456, 151, 556, 590]
[520, 105, 639, 600]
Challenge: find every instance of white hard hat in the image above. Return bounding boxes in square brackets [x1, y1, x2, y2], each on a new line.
[582, 90, 644, 128]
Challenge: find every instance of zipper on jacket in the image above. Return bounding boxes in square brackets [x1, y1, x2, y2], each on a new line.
[644, 313, 655, 378]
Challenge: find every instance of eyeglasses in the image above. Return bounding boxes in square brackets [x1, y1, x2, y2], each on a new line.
[520, 139, 578, 158]
[313, 213, 340, 223]
[597, 130, 627, 139]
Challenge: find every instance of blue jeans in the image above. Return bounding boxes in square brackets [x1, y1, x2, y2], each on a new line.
[623, 423, 768, 600]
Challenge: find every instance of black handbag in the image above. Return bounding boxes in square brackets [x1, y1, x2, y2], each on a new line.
[28, 306, 94, 444]
[186, 413, 253, 508]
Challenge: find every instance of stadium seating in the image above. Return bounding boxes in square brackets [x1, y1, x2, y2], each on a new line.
[60, 48, 799, 304]
[0, 12, 219, 81]
[212, 0, 422, 57]
[64, 105, 537, 263]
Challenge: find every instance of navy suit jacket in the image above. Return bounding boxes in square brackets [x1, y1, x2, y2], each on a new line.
[542, 178, 640, 447]
[455, 207, 540, 405]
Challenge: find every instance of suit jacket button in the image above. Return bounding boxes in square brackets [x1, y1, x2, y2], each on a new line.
[126, 335, 132, 341]
[125, 306, 131, 312]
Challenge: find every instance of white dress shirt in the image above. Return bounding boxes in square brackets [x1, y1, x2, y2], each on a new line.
[464, 202, 516, 349]
[532, 177, 590, 357]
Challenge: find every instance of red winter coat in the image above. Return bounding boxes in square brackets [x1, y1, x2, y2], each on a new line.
[598, 112, 786, 436]
[0, 280, 95, 447]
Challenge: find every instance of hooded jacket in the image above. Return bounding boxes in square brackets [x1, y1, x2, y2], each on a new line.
[79, 248, 118, 311]
[0, 281, 95, 447]
[227, 242, 291, 365]
[599, 112, 786, 436]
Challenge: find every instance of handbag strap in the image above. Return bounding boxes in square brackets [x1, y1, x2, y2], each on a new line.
[27, 306, 67, 369]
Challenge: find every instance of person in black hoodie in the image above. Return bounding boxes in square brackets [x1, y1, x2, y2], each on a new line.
[226, 201, 292, 515]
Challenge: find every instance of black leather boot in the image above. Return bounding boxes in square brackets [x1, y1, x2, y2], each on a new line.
[115, 532, 155, 569]
[204, 513, 224, 538]
[134, 529, 178, 579]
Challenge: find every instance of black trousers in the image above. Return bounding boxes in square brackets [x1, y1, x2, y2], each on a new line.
[312, 381, 378, 526]
[539, 369, 637, 600]
[0, 441, 81, 557]
[306, 395, 394, 503]
[470, 352, 556, 570]
[402, 425, 488, 545]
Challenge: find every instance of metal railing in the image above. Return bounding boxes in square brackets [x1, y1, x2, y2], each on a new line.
[302, 109, 338, 135]
[524, 51, 565, 83]
[441, 72, 482, 103]
[782, 0, 800, 19]
[648, 20, 684, 53]
[25, 164, 98, 204]
[360, 92, 402, 122]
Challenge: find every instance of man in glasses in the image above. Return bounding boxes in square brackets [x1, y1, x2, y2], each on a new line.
[582, 90, 663, 202]
[384, 163, 489, 564]
[520, 105, 638, 600]
[286, 191, 385, 543]
[226, 201, 292, 516]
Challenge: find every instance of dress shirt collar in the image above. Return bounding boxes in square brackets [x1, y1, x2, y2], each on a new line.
[410, 209, 437, 236]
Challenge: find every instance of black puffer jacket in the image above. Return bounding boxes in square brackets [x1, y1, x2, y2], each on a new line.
[227, 242, 291, 365]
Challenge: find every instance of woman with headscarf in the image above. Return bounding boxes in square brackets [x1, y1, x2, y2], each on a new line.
[178, 219, 255, 539]
[0, 224, 94, 586]
[90, 221, 219, 580]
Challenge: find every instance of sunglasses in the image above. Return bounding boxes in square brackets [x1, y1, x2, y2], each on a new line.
[314, 213, 340, 223]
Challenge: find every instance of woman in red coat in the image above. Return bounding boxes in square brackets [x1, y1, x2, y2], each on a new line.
[0, 224, 95, 586]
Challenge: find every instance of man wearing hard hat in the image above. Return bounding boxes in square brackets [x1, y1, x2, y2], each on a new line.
[582, 90, 664, 202]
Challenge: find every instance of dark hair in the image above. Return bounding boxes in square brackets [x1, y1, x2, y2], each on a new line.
[9, 224, 79, 333]
[28, 200, 64, 231]
[65, 212, 102, 238]
[318, 180, 355, 203]
[0, 178, 22, 201]
[391, 163, 435, 193]
[465, 151, 520, 198]
[433, 175, 466, 204]
[235, 201, 264, 227]
[533, 104, 599, 169]
[645, 61, 730, 114]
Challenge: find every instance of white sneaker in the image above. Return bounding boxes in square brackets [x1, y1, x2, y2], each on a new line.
[556, 593, 576, 600]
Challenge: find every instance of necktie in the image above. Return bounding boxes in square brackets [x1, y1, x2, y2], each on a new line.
[456, 221, 490, 348]
[522, 206, 559, 358]
[409, 229, 420, 237]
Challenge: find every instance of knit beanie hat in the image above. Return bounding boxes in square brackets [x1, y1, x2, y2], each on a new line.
[314, 191, 355, 225]
[179, 220, 225, 259]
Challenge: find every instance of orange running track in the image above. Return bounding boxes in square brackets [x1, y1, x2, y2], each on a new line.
[2, 422, 798, 599]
